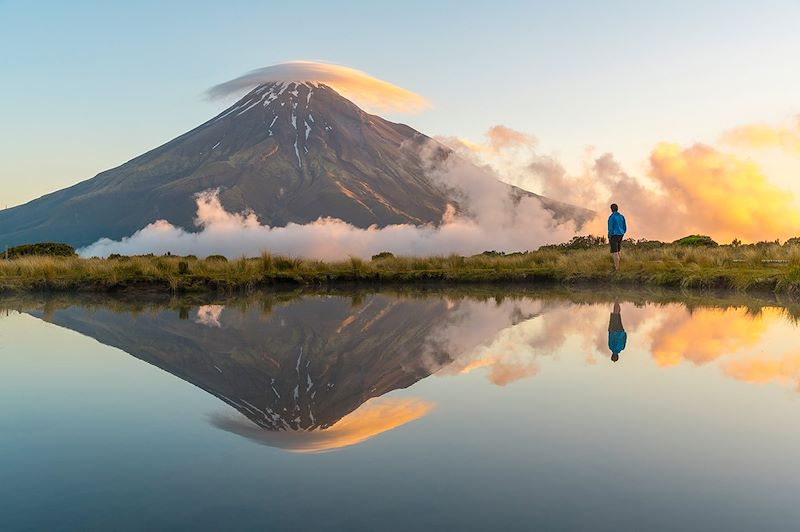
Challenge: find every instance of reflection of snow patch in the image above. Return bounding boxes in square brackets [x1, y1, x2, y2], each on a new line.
[195, 305, 224, 327]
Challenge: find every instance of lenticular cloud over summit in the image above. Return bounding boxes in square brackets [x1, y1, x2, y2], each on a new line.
[206, 61, 430, 113]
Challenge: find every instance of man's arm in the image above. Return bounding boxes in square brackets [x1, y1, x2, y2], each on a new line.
[621, 215, 627, 234]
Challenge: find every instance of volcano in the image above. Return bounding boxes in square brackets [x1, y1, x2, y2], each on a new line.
[0, 81, 589, 249]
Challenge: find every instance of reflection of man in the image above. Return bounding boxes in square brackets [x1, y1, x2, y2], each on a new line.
[608, 302, 627, 362]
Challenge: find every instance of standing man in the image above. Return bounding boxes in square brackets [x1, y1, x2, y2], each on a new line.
[608, 203, 627, 272]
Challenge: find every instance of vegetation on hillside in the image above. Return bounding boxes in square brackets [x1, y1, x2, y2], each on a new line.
[4, 242, 77, 259]
[2, 235, 800, 294]
[672, 235, 719, 247]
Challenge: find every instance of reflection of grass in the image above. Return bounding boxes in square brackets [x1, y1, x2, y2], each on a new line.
[3, 244, 800, 294]
[5, 284, 800, 324]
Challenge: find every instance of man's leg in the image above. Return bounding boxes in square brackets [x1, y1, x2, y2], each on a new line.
[612, 251, 620, 271]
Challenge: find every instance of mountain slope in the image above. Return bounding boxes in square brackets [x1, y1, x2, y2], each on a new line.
[0, 82, 590, 249]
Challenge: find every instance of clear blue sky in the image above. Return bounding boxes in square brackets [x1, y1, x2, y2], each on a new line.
[1, 0, 799, 207]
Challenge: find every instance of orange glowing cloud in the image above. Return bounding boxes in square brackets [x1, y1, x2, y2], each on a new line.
[648, 143, 800, 242]
[435, 116, 800, 244]
[211, 397, 432, 453]
[207, 60, 431, 114]
[721, 115, 800, 154]
[437, 125, 537, 161]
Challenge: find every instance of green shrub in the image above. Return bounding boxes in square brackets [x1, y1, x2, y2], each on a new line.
[205, 254, 228, 262]
[539, 235, 606, 251]
[177, 261, 189, 275]
[627, 238, 665, 250]
[753, 239, 781, 248]
[371, 251, 395, 261]
[4, 242, 76, 259]
[673, 235, 718, 247]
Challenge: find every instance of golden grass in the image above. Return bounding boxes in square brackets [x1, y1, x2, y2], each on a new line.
[1, 244, 800, 294]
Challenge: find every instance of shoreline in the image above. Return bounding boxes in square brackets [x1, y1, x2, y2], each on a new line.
[0, 270, 796, 295]
[4, 284, 800, 324]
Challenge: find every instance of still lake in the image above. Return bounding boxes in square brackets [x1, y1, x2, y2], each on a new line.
[1, 288, 799, 531]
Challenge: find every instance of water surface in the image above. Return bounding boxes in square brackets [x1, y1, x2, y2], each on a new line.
[2, 288, 799, 531]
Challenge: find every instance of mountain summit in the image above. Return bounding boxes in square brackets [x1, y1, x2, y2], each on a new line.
[0, 81, 588, 249]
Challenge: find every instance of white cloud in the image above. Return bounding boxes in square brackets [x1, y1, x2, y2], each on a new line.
[79, 145, 578, 260]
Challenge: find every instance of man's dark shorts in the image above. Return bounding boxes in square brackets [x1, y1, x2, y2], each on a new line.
[609, 235, 623, 253]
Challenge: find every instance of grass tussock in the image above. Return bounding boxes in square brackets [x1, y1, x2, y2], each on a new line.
[2, 241, 800, 294]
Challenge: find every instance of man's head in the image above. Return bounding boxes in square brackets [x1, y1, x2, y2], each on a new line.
[611, 352, 619, 362]
[610, 203, 619, 212]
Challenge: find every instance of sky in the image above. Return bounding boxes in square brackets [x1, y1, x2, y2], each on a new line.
[1, 0, 799, 226]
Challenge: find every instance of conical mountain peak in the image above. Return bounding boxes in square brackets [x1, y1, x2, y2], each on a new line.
[0, 81, 588, 249]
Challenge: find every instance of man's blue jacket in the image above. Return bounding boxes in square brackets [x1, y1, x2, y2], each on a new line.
[608, 212, 627, 236]
[608, 330, 627, 355]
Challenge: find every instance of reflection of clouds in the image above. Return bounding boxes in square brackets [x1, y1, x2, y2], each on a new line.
[195, 305, 224, 328]
[430, 299, 614, 385]
[430, 298, 800, 392]
[645, 305, 800, 389]
[210, 397, 432, 453]
[722, 352, 800, 389]
[649, 307, 768, 367]
[426, 298, 545, 383]
[635, 306, 800, 391]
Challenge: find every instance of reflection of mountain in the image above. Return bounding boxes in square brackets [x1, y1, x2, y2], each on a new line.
[30, 295, 454, 439]
[22, 286, 800, 447]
